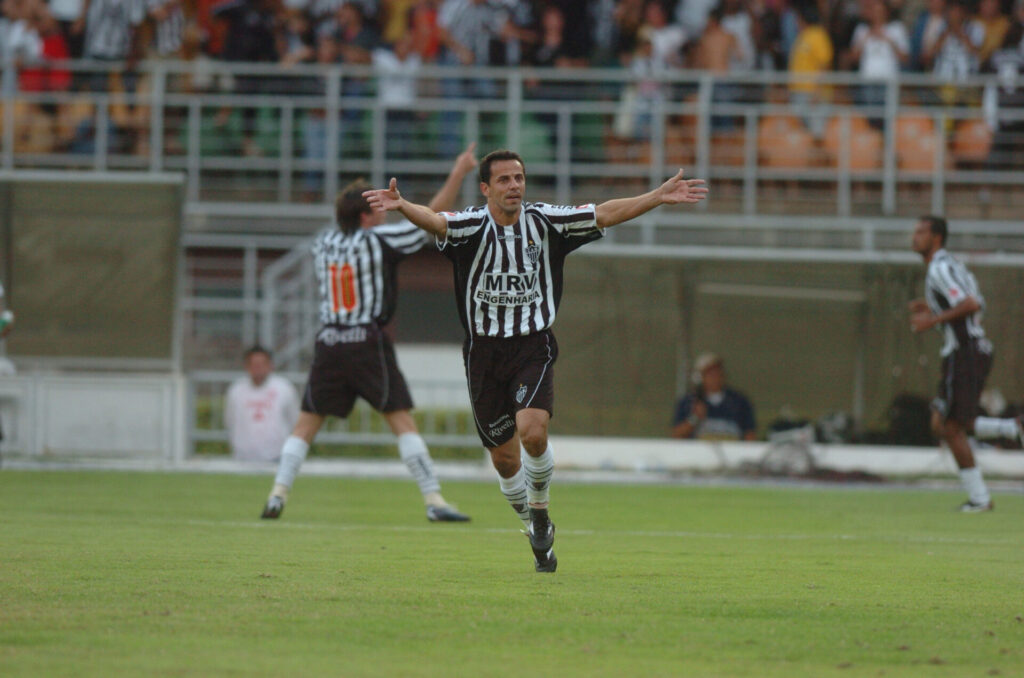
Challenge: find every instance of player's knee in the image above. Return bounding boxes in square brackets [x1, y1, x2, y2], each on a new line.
[489, 447, 520, 476]
[942, 419, 963, 440]
[519, 424, 548, 456]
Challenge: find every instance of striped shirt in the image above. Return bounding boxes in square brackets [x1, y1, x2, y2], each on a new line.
[924, 248, 987, 357]
[143, 0, 185, 56]
[83, 0, 145, 60]
[438, 0, 508, 64]
[438, 202, 602, 338]
[312, 222, 431, 327]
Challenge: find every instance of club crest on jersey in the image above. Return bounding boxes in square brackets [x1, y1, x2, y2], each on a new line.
[526, 241, 540, 265]
[516, 383, 528, 403]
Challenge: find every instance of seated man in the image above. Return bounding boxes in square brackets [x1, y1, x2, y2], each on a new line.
[671, 353, 756, 441]
[225, 346, 300, 463]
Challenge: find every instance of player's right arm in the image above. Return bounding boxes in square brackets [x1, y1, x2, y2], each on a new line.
[363, 179, 448, 238]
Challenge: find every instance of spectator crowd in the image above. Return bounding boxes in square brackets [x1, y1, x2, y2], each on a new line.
[1, 0, 1022, 160]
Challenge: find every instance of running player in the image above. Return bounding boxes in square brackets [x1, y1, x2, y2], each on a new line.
[261, 145, 479, 522]
[363, 150, 708, 570]
[909, 215, 1023, 512]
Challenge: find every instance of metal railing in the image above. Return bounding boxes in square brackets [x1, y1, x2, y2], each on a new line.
[186, 370, 480, 456]
[3, 60, 1024, 232]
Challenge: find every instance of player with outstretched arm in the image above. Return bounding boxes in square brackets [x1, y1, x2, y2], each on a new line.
[260, 145, 479, 523]
[364, 150, 708, 571]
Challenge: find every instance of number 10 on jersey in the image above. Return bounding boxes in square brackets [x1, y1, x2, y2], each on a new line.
[329, 263, 358, 313]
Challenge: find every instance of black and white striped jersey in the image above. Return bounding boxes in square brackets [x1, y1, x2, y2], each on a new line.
[437, 201, 602, 338]
[83, 0, 145, 60]
[143, 0, 185, 56]
[924, 248, 987, 356]
[312, 221, 431, 327]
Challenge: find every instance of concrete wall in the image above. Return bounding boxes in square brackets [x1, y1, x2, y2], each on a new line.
[0, 373, 185, 464]
[553, 256, 1024, 439]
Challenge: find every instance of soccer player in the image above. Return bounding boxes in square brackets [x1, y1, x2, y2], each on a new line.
[363, 150, 708, 571]
[260, 145, 479, 523]
[909, 215, 1023, 512]
[225, 346, 300, 463]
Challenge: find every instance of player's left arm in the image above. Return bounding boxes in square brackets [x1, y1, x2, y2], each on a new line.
[427, 142, 478, 213]
[910, 296, 981, 333]
[595, 169, 708, 229]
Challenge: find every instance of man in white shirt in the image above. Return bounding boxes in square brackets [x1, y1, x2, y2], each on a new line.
[225, 346, 300, 462]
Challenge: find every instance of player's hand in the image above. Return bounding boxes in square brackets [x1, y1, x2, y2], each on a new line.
[692, 400, 707, 421]
[659, 169, 709, 205]
[908, 299, 929, 313]
[910, 310, 935, 333]
[454, 142, 478, 176]
[363, 178, 402, 212]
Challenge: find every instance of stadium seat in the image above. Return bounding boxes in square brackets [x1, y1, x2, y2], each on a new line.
[823, 117, 882, 170]
[823, 114, 871, 157]
[758, 114, 802, 141]
[897, 132, 952, 172]
[759, 126, 816, 168]
[665, 116, 697, 166]
[951, 119, 993, 165]
[710, 130, 746, 167]
[895, 114, 935, 153]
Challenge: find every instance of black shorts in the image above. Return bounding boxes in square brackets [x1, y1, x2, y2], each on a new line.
[934, 340, 993, 426]
[301, 324, 414, 418]
[463, 330, 558, 448]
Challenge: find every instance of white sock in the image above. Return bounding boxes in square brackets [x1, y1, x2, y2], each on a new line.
[523, 444, 554, 509]
[974, 417, 1019, 440]
[498, 465, 530, 525]
[272, 436, 309, 497]
[958, 467, 990, 506]
[397, 432, 442, 498]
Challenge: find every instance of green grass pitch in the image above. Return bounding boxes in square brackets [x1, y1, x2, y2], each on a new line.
[1, 470, 1022, 677]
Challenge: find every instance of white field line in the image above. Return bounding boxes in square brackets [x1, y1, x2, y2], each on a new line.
[184, 519, 1021, 546]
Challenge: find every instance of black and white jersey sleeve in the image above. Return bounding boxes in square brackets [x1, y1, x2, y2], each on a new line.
[924, 248, 987, 356]
[372, 220, 433, 256]
[530, 202, 602, 256]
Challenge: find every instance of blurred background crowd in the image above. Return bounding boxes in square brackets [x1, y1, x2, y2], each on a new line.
[3, 0, 1022, 80]
[1, 0, 1022, 161]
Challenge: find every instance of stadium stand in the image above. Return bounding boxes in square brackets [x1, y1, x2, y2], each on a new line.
[1, 0, 1023, 461]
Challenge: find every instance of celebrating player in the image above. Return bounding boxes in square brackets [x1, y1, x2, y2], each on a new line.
[909, 215, 1023, 512]
[260, 145, 480, 523]
[363, 150, 708, 571]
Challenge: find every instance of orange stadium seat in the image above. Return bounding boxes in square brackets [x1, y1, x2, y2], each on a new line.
[759, 126, 816, 168]
[665, 116, 697, 166]
[897, 132, 952, 172]
[951, 119, 993, 165]
[895, 114, 935, 154]
[823, 114, 871, 157]
[823, 116, 882, 170]
[758, 114, 802, 141]
[710, 130, 746, 167]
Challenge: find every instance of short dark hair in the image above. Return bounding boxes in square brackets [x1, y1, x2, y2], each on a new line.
[335, 179, 372, 234]
[244, 345, 272, 361]
[478, 149, 526, 184]
[919, 215, 948, 245]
